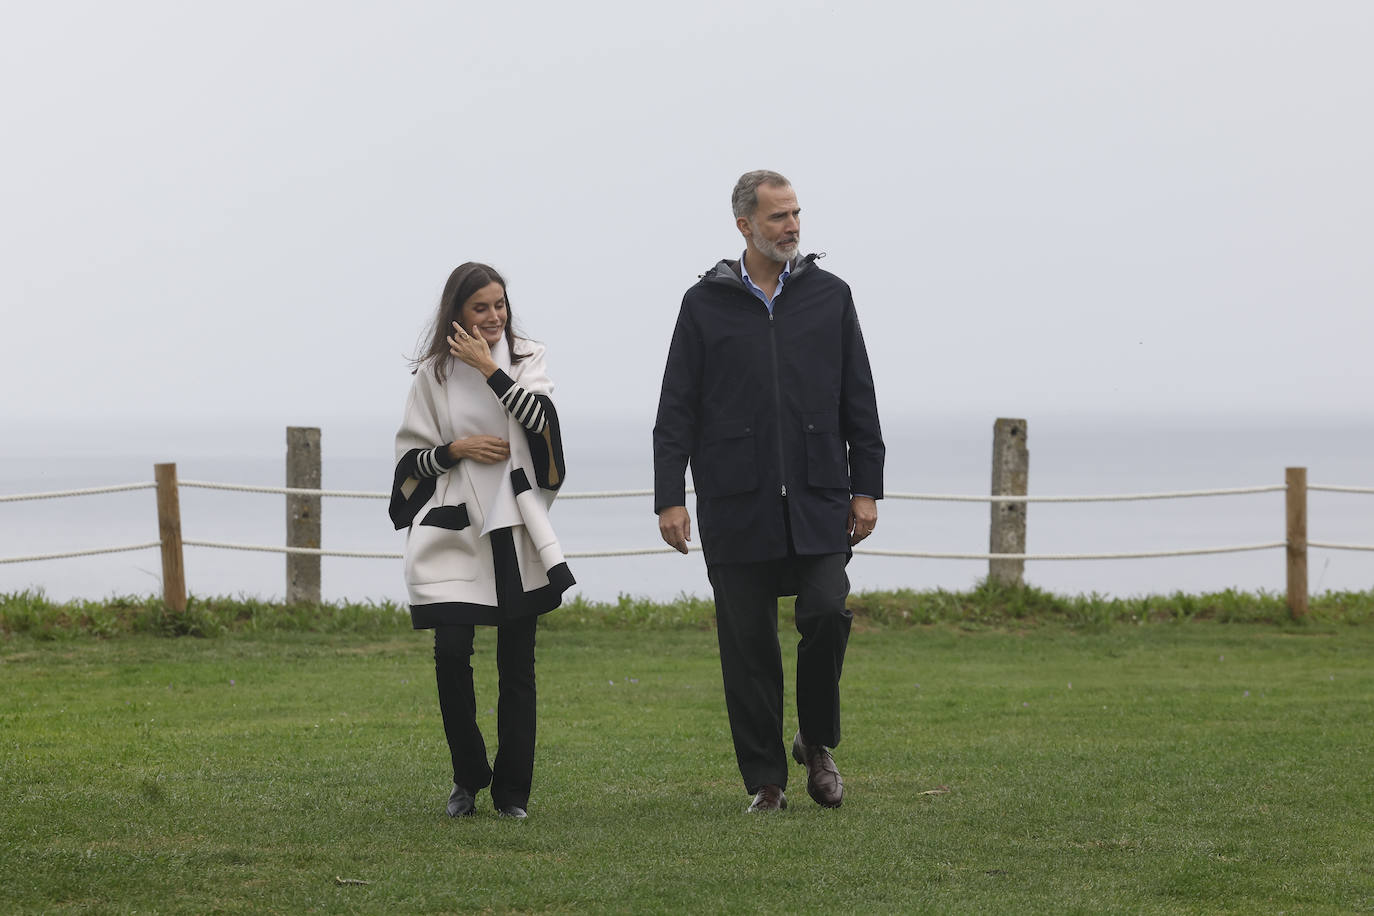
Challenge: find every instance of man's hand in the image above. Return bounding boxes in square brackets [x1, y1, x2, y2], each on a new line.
[847, 496, 877, 546]
[658, 506, 692, 555]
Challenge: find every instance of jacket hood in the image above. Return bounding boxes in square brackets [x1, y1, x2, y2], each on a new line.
[700, 252, 823, 288]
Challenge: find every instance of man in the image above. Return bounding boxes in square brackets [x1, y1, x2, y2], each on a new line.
[653, 170, 885, 813]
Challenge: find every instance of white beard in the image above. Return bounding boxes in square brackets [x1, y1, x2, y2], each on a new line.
[749, 219, 800, 265]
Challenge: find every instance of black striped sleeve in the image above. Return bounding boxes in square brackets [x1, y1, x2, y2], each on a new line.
[486, 370, 565, 490]
[389, 449, 439, 529]
[412, 444, 458, 479]
[486, 370, 547, 433]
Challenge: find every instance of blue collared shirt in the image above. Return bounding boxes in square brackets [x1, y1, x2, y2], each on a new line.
[740, 252, 791, 314]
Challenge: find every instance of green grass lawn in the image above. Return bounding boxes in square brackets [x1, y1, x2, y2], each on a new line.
[3, 623, 1372, 914]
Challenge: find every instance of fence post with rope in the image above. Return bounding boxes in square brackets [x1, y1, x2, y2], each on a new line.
[989, 417, 1028, 586]
[154, 462, 187, 613]
[1286, 466, 1307, 618]
[286, 427, 322, 603]
[8, 425, 1374, 608]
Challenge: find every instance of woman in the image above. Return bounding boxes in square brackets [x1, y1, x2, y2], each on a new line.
[389, 262, 574, 819]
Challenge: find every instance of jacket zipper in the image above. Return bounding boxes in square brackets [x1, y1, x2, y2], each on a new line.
[768, 310, 787, 498]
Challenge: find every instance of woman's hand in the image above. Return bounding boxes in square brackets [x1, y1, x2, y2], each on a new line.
[448, 436, 510, 465]
[447, 322, 498, 377]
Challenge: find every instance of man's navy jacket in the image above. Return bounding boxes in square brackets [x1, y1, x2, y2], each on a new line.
[653, 254, 885, 566]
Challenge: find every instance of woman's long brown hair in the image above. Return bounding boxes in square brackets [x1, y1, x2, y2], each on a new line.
[411, 262, 529, 381]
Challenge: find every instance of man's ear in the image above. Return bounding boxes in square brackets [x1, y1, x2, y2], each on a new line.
[736, 215, 753, 239]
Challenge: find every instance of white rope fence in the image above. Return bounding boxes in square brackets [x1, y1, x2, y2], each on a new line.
[173, 482, 1298, 503]
[886, 485, 1287, 503]
[565, 545, 702, 558]
[179, 480, 386, 499]
[854, 542, 1287, 561]
[0, 541, 163, 565]
[187, 542, 712, 561]
[182, 540, 403, 559]
[0, 482, 156, 503]
[0, 480, 1304, 505]
[171, 481, 1306, 503]
[1309, 541, 1374, 552]
[3, 478, 1374, 566]
[178, 541, 1313, 561]
[558, 489, 658, 501]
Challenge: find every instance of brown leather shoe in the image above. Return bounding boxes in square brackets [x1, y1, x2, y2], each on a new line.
[746, 784, 787, 813]
[792, 732, 844, 808]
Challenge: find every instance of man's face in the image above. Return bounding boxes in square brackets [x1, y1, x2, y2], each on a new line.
[739, 182, 801, 264]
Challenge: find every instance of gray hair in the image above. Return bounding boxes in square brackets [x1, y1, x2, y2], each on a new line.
[731, 170, 791, 220]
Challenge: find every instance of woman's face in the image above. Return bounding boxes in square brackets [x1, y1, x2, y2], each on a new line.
[458, 282, 508, 348]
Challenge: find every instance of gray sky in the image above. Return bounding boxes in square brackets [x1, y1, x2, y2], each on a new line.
[3, 0, 1371, 449]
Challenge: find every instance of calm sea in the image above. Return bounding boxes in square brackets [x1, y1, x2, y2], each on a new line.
[2, 411, 1371, 603]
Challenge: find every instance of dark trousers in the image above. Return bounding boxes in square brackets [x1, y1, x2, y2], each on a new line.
[433, 615, 538, 809]
[707, 551, 852, 794]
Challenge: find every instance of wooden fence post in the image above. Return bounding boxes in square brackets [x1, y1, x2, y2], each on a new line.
[154, 462, 187, 613]
[286, 426, 322, 604]
[1286, 466, 1308, 619]
[989, 418, 1029, 587]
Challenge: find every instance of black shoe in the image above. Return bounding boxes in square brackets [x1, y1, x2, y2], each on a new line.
[446, 784, 475, 817]
[496, 804, 528, 819]
[746, 785, 787, 813]
[792, 731, 844, 808]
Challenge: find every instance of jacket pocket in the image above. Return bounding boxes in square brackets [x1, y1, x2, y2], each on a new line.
[803, 410, 849, 490]
[694, 418, 758, 498]
[405, 502, 480, 584]
[420, 504, 470, 531]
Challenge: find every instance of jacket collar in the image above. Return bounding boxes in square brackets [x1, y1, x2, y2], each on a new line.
[701, 252, 822, 289]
